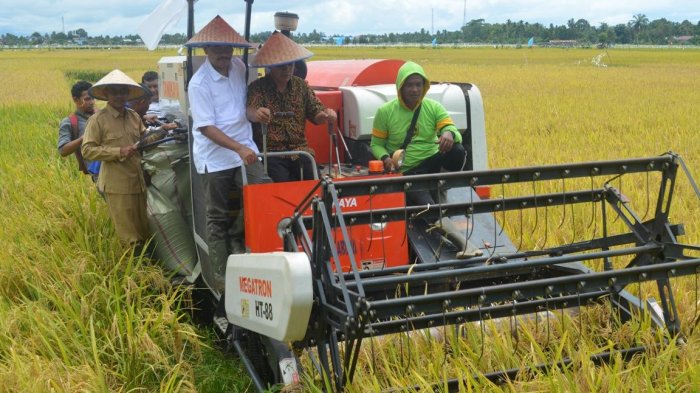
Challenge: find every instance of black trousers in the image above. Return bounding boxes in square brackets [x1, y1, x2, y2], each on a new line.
[201, 161, 271, 286]
[265, 155, 318, 183]
[403, 144, 467, 206]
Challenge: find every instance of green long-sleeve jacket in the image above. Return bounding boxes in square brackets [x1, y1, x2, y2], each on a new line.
[370, 61, 461, 173]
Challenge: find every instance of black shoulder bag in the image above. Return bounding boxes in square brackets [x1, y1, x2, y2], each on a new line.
[400, 104, 422, 151]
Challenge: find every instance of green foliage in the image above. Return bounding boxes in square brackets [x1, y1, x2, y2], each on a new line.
[0, 83, 250, 390]
[1, 47, 700, 392]
[64, 70, 110, 84]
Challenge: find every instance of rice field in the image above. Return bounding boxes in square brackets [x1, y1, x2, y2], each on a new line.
[1, 46, 700, 392]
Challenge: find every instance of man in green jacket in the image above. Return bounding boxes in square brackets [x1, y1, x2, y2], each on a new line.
[371, 61, 481, 258]
[371, 60, 466, 206]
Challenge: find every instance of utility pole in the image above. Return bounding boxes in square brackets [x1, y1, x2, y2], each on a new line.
[62, 16, 65, 34]
[431, 8, 434, 36]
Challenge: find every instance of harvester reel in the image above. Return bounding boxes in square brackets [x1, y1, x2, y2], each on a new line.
[281, 153, 700, 391]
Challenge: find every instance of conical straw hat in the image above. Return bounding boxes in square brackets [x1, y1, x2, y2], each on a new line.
[88, 69, 146, 101]
[185, 15, 251, 48]
[249, 32, 313, 68]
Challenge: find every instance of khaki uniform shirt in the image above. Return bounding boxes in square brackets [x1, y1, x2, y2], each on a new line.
[81, 104, 146, 194]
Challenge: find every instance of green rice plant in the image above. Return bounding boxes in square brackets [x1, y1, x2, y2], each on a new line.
[1, 47, 699, 392]
[64, 70, 112, 84]
[0, 86, 249, 391]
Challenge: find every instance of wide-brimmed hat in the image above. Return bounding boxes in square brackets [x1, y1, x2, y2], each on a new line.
[249, 31, 312, 68]
[89, 69, 147, 101]
[185, 15, 251, 48]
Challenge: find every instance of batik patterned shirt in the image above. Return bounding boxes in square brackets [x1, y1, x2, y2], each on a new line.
[247, 75, 325, 153]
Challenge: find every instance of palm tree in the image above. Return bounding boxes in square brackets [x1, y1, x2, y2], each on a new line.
[628, 14, 649, 43]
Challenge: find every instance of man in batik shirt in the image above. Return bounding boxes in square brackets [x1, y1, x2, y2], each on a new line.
[246, 32, 336, 182]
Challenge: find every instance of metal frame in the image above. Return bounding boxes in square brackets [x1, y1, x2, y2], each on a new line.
[283, 153, 700, 391]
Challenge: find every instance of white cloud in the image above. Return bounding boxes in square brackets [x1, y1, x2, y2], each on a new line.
[0, 0, 697, 36]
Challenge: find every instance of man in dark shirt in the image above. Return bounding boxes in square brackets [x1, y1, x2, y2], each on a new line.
[246, 32, 336, 182]
[141, 71, 161, 118]
[57, 81, 96, 178]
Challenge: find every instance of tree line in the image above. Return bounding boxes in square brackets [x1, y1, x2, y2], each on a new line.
[2, 14, 698, 47]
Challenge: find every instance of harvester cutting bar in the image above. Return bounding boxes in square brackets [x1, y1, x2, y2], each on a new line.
[342, 243, 659, 290]
[362, 256, 700, 331]
[340, 224, 684, 281]
[315, 239, 700, 332]
[419, 344, 655, 389]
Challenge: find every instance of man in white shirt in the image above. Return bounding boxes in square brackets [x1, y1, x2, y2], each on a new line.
[186, 15, 271, 292]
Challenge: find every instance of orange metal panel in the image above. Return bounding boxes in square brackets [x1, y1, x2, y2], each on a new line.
[243, 180, 316, 254]
[306, 90, 344, 165]
[243, 175, 409, 271]
[305, 59, 405, 89]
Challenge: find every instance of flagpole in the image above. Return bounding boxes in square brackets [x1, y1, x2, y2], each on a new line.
[243, 0, 254, 81]
[186, 0, 195, 87]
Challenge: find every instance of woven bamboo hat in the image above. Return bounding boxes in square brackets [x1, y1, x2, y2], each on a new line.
[185, 15, 251, 48]
[249, 31, 313, 68]
[88, 69, 147, 101]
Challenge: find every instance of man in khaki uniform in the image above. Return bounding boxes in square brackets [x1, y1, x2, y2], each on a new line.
[81, 70, 151, 249]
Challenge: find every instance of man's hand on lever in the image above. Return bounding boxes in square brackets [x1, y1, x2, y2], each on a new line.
[236, 145, 258, 165]
[254, 107, 272, 124]
[314, 108, 337, 126]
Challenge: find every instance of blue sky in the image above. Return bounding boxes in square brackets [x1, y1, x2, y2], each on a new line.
[0, 0, 698, 37]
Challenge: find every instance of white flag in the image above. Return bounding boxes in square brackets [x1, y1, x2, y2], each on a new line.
[137, 0, 189, 50]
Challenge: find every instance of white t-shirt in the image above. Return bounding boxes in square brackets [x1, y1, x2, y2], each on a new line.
[188, 57, 259, 174]
[146, 101, 162, 118]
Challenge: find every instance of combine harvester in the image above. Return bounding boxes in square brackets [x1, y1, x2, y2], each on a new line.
[142, 1, 700, 391]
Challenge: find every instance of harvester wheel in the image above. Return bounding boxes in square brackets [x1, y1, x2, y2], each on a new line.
[242, 331, 276, 387]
